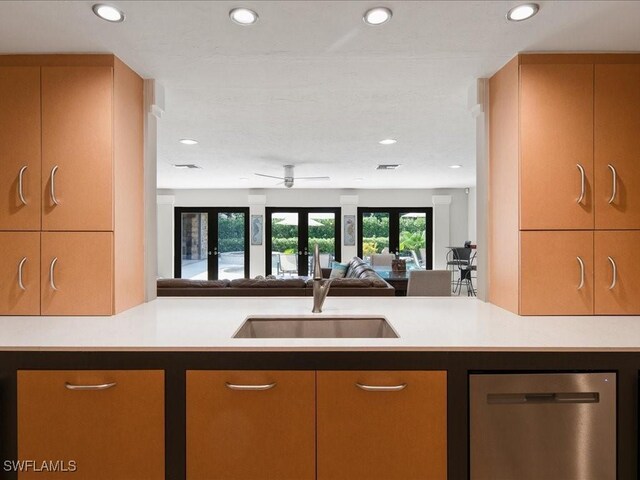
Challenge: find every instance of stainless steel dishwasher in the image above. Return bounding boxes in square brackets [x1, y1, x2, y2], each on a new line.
[470, 372, 616, 480]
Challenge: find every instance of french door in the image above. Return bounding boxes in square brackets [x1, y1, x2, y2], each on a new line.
[265, 207, 341, 277]
[357, 207, 433, 269]
[174, 207, 250, 280]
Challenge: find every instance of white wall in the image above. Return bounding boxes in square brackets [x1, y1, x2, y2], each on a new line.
[157, 188, 470, 277]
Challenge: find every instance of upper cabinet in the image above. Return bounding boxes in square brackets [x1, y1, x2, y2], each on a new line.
[42, 67, 114, 231]
[520, 63, 594, 230]
[595, 64, 640, 230]
[0, 67, 41, 231]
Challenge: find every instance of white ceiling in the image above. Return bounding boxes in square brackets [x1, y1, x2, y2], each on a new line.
[1, 1, 640, 189]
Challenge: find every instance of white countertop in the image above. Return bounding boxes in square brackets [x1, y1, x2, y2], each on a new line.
[1, 297, 640, 352]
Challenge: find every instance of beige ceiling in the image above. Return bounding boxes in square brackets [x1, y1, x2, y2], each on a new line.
[1, 1, 639, 189]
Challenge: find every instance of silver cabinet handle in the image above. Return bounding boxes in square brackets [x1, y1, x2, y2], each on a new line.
[576, 164, 586, 204]
[607, 256, 617, 290]
[607, 164, 617, 204]
[18, 165, 28, 205]
[49, 257, 59, 291]
[50, 165, 60, 205]
[65, 382, 117, 391]
[225, 382, 276, 391]
[356, 382, 407, 392]
[576, 256, 585, 290]
[18, 257, 27, 291]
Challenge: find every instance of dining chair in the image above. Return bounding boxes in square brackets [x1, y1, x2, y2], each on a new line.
[407, 270, 451, 296]
[370, 254, 394, 268]
[455, 251, 477, 296]
[278, 254, 298, 276]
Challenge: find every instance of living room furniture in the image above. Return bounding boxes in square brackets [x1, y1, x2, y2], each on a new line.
[407, 270, 451, 296]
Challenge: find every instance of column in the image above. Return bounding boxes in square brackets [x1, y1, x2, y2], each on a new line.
[432, 195, 452, 270]
[248, 194, 266, 278]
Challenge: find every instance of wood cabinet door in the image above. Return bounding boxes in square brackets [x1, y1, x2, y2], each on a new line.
[41, 67, 113, 231]
[17, 370, 164, 480]
[41, 232, 113, 315]
[0, 232, 40, 315]
[520, 63, 594, 230]
[0, 67, 41, 231]
[595, 64, 640, 229]
[595, 231, 640, 314]
[520, 231, 594, 315]
[186, 370, 315, 480]
[317, 370, 447, 480]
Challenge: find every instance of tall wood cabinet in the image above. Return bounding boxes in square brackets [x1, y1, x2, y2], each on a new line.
[489, 53, 640, 315]
[0, 55, 144, 315]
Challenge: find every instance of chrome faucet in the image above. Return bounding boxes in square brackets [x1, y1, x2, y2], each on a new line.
[312, 243, 333, 313]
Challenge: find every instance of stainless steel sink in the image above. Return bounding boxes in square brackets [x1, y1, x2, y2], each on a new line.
[233, 315, 398, 339]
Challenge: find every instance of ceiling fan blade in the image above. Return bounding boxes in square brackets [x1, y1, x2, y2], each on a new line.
[297, 176, 331, 181]
[255, 173, 284, 180]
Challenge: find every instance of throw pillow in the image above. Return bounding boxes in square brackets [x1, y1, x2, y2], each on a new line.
[329, 262, 348, 279]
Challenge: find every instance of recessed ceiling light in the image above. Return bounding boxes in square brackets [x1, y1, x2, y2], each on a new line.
[230, 7, 259, 25]
[355, 177, 364, 182]
[239, 177, 249, 181]
[449, 164, 463, 169]
[379, 138, 397, 145]
[92, 4, 125, 23]
[506, 3, 539, 22]
[363, 7, 392, 26]
[179, 138, 198, 145]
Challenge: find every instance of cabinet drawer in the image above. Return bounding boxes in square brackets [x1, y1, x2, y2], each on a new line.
[41, 232, 113, 315]
[17, 370, 164, 480]
[0, 232, 40, 315]
[520, 231, 594, 315]
[317, 370, 447, 480]
[187, 370, 315, 480]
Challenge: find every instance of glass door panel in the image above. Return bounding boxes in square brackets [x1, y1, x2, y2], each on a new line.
[399, 212, 427, 269]
[217, 212, 247, 280]
[180, 212, 209, 279]
[271, 212, 300, 276]
[307, 212, 336, 275]
[361, 212, 390, 263]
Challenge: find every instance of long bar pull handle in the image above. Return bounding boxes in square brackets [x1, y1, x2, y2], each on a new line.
[576, 256, 585, 290]
[18, 165, 28, 205]
[18, 257, 27, 291]
[225, 382, 276, 391]
[65, 382, 117, 391]
[49, 257, 59, 291]
[488, 392, 599, 404]
[607, 164, 617, 204]
[356, 383, 407, 392]
[50, 165, 60, 205]
[576, 164, 586, 204]
[608, 256, 617, 290]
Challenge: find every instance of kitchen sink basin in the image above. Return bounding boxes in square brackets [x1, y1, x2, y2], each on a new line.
[233, 315, 398, 339]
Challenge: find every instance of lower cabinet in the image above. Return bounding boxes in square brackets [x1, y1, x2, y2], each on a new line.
[594, 230, 640, 314]
[520, 231, 594, 315]
[186, 370, 316, 480]
[40, 232, 113, 315]
[17, 370, 164, 480]
[0, 232, 40, 315]
[317, 370, 447, 480]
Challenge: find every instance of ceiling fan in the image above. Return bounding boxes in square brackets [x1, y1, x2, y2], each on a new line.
[254, 165, 330, 188]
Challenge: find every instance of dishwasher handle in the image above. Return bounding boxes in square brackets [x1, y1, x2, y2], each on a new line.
[488, 392, 599, 404]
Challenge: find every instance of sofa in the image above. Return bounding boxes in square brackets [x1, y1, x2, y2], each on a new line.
[157, 257, 394, 297]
